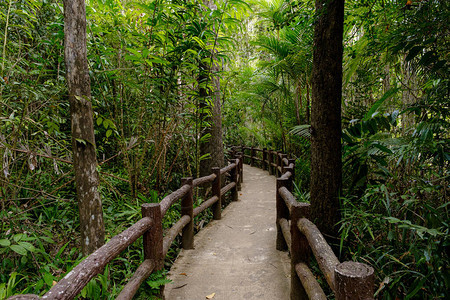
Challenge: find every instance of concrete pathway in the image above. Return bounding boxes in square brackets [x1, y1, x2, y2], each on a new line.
[165, 164, 290, 300]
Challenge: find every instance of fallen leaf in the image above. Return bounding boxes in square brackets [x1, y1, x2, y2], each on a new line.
[173, 284, 187, 289]
[179, 273, 187, 276]
[206, 293, 215, 299]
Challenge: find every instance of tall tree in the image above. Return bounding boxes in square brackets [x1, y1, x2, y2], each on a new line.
[310, 0, 344, 237]
[199, 0, 225, 177]
[64, 0, 105, 255]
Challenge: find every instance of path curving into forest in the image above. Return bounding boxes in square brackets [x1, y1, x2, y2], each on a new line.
[164, 164, 290, 300]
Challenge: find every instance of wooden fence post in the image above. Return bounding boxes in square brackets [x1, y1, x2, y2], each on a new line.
[211, 167, 221, 220]
[290, 203, 310, 300]
[235, 156, 242, 191]
[181, 177, 194, 249]
[335, 262, 375, 300]
[276, 151, 282, 177]
[268, 150, 273, 175]
[284, 165, 294, 192]
[231, 146, 236, 158]
[276, 178, 289, 251]
[262, 148, 267, 170]
[230, 159, 239, 201]
[238, 152, 244, 183]
[289, 158, 296, 180]
[141, 203, 164, 298]
[281, 154, 288, 173]
[251, 146, 255, 166]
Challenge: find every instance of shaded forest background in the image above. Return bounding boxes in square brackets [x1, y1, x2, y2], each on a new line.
[0, 0, 448, 298]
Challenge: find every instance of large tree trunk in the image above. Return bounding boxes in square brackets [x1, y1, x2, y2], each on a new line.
[310, 0, 344, 238]
[64, 0, 105, 255]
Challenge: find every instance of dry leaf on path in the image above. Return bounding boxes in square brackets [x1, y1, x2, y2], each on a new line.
[206, 292, 215, 299]
[179, 273, 187, 276]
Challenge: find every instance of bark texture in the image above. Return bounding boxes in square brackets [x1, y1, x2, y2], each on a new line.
[198, 62, 225, 177]
[63, 0, 105, 255]
[310, 0, 344, 238]
[199, 1, 225, 177]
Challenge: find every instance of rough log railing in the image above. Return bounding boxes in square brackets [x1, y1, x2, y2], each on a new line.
[9, 157, 243, 300]
[231, 145, 375, 300]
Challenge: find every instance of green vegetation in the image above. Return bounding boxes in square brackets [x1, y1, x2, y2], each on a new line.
[1, 0, 448, 299]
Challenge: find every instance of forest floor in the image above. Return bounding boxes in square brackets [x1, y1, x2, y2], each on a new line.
[165, 165, 290, 299]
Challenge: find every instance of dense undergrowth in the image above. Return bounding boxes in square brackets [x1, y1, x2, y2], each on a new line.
[1, 0, 449, 299]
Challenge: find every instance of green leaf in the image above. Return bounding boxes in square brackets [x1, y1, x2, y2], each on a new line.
[43, 272, 54, 287]
[81, 286, 87, 298]
[372, 143, 393, 154]
[18, 242, 35, 252]
[76, 138, 87, 146]
[192, 36, 206, 48]
[126, 48, 142, 57]
[40, 236, 55, 244]
[96, 117, 103, 126]
[106, 129, 112, 138]
[0, 239, 10, 247]
[363, 88, 399, 121]
[199, 153, 211, 161]
[10, 244, 27, 255]
[13, 234, 25, 242]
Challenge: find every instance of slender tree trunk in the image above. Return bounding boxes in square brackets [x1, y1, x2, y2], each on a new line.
[295, 81, 302, 125]
[63, 0, 105, 255]
[199, 1, 224, 176]
[306, 76, 311, 124]
[310, 0, 344, 238]
[198, 63, 225, 176]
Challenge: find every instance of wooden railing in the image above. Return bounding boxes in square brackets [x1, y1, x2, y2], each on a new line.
[232, 145, 375, 300]
[9, 157, 243, 300]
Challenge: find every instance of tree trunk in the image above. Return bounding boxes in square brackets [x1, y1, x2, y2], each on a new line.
[310, 0, 344, 238]
[198, 63, 225, 176]
[306, 77, 311, 124]
[295, 81, 302, 125]
[63, 0, 105, 255]
[199, 1, 224, 176]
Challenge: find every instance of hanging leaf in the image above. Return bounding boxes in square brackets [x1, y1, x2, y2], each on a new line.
[363, 88, 399, 121]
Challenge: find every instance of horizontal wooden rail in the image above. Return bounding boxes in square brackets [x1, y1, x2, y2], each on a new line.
[192, 173, 216, 187]
[278, 218, 291, 253]
[297, 218, 340, 291]
[295, 263, 327, 300]
[193, 196, 219, 217]
[278, 186, 296, 212]
[220, 182, 236, 195]
[117, 259, 156, 300]
[160, 184, 190, 217]
[280, 170, 293, 180]
[163, 215, 192, 257]
[220, 162, 236, 175]
[42, 217, 153, 299]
